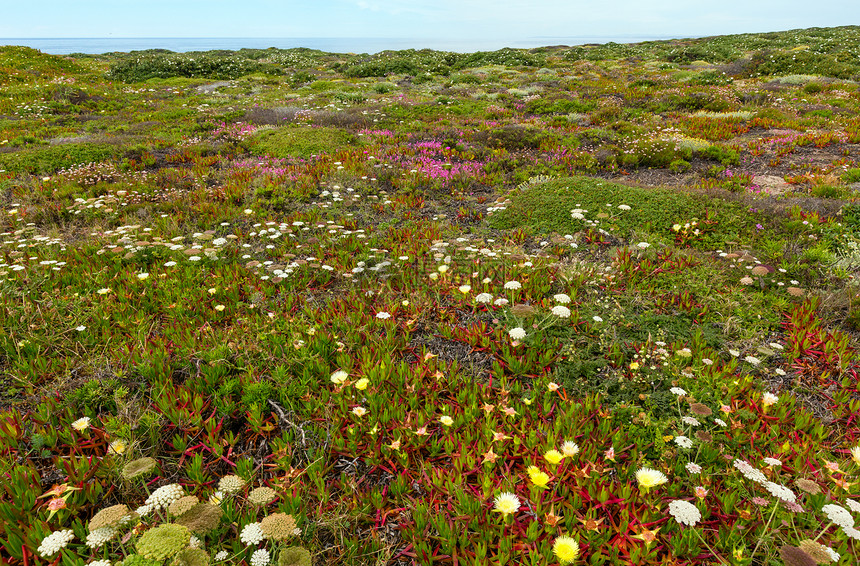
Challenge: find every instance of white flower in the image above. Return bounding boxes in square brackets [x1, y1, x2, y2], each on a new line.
[38, 530, 75, 557]
[764, 481, 796, 504]
[250, 548, 270, 566]
[682, 416, 700, 427]
[145, 483, 184, 509]
[762, 392, 779, 407]
[85, 527, 116, 549]
[90, 561, 111, 566]
[494, 298, 509, 306]
[592, 315, 603, 322]
[846, 499, 860, 514]
[551, 305, 571, 318]
[844, 526, 860, 540]
[825, 547, 840, 562]
[637, 242, 650, 249]
[733, 459, 767, 485]
[330, 370, 348, 385]
[97, 288, 111, 294]
[240, 522, 265, 546]
[493, 492, 520, 516]
[76, 325, 86, 332]
[475, 292, 493, 304]
[822, 504, 854, 529]
[618, 204, 631, 211]
[458, 284, 471, 293]
[508, 327, 526, 340]
[215, 551, 229, 561]
[503, 280, 521, 290]
[744, 355, 761, 366]
[135, 504, 153, 516]
[553, 293, 571, 304]
[352, 406, 367, 417]
[72, 417, 91, 431]
[136, 272, 149, 280]
[686, 463, 702, 474]
[763, 457, 782, 467]
[675, 436, 693, 449]
[714, 418, 727, 427]
[668, 500, 702, 526]
[562, 441, 580, 457]
[376, 311, 391, 319]
[670, 387, 687, 397]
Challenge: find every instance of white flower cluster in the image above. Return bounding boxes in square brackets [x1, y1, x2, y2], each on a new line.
[475, 292, 493, 304]
[668, 500, 701, 526]
[38, 529, 75, 557]
[240, 522, 265, 546]
[146, 483, 184, 509]
[218, 474, 246, 494]
[553, 293, 571, 304]
[250, 549, 271, 566]
[551, 305, 571, 318]
[674, 436, 693, 449]
[85, 527, 117, 549]
[822, 504, 854, 529]
[508, 327, 526, 340]
[733, 459, 767, 485]
[764, 481, 796, 504]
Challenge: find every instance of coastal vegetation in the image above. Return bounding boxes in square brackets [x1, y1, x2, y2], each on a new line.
[2, 25, 860, 566]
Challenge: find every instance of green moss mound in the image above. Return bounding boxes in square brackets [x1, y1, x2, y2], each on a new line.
[249, 126, 361, 159]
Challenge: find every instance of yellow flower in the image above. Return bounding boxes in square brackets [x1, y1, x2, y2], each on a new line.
[108, 439, 127, 455]
[553, 535, 580, 564]
[527, 466, 551, 488]
[351, 407, 366, 417]
[439, 415, 454, 427]
[629, 362, 640, 371]
[850, 445, 860, 466]
[71, 417, 91, 432]
[355, 378, 369, 391]
[214, 305, 225, 312]
[330, 370, 348, 385]
[438, 264, 448, 273]
[636, 467, 668, 490]
[544, 449, 564, 465]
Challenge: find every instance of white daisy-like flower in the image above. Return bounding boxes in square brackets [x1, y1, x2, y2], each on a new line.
[38, 530, 75, 557]
[475, 292, 493, 304]
[553, 293, 571, 304]
[240, 522, 265, 546]
[551, 305, 571, 318]
[668, 499, 701, 526]
[508, 327, 526, 340]
[493, 492, 520, 516]
[561, 441, 579, 457]
[762, 392, 779, 407]
[71, 417, 91, 431]
[136, 272, 149, 280]
[330, 370, 348, 385]
[458, 284, 472, 293]
[822, 504, 854, 529]
[503, 280, 521, 290]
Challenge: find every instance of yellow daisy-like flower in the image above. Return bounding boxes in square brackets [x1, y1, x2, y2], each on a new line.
[544, 449, 564, 465]
[636, 467, 668, 490]
[527, 466, 551, 489]
[439, 415, 454, 427]
[108, 439, 127, 455]
[354, 378, 369, 391]
[71, 417, 91, 432]
[553, 535, 580, 564]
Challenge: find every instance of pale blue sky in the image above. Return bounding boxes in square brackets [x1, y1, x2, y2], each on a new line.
[2, 0, 857, 40]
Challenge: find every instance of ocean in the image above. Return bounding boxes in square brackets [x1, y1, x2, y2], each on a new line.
[0, 36, 675, 55]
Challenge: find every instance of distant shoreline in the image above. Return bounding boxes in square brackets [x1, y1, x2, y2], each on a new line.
[0, 36, 678, 55]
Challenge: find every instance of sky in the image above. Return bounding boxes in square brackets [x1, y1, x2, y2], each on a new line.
[1, 0, 857, 41]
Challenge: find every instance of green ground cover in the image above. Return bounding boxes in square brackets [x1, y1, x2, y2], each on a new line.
[2, 26, 860, 566]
